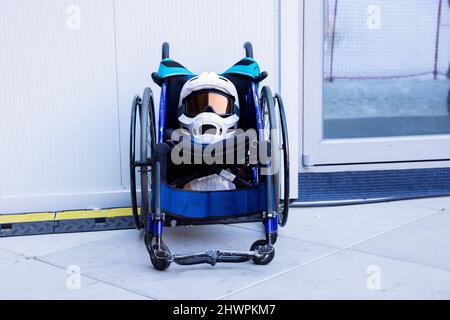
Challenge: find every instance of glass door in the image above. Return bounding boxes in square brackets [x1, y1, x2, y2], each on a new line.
[303, 0, 450, 166]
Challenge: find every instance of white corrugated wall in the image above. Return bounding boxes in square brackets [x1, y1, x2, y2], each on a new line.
[0, 0, 299, 214]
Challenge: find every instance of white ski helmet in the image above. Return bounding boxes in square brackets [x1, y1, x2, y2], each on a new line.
[178, 72, 240, 145]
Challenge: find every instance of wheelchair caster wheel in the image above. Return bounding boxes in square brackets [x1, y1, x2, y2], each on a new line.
[250, 240, 275, 265]
[149, 243, 171, 271]
[148, 242, 172, 271]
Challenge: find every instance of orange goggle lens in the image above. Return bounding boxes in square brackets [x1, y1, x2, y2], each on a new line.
[185, 92, 234, 116]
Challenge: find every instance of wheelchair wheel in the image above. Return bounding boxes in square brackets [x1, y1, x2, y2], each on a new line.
[130, 89, 156, 230]
[250, 240, 275, 265]
[130, 95, 142, 229]
[260, 88, 290, 227]
[149, 243, 171, 271]
[140, 88, 157, 231]
[274, 94, 290, 227]
[260, 86, 280, 210]
[145, 234, 171, 271]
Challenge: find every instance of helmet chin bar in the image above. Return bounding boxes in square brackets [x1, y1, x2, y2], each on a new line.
[178, 113, 239, 145]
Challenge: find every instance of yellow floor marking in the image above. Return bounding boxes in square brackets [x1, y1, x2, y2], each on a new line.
[0, 213, 55, 224]
[0, 208, 135, 224]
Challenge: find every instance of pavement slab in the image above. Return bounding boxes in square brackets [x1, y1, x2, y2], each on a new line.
[232, 203, 439, 249]
[37, 226, 337, 300]
[0, 258, 149, 300]
[354, 210, 450, 272]
[0, 230, 130, 258]
[223, 250, 450, 300]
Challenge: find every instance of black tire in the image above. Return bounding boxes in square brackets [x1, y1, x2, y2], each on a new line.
[260, 86, 280, 214]
[130, 95, 143, 229]
[148, 241, 171, 271]
[250, 240, 275, 266]
[274, 94, 290, 227]
[140, 88, 157, 231]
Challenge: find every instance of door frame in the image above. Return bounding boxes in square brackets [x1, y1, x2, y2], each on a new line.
[303, 0, 450, 167]
[280, 0, 301, 198]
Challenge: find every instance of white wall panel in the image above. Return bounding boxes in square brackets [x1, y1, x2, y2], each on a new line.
[0, 0, 300, 214]
[0, 0, 121, 213]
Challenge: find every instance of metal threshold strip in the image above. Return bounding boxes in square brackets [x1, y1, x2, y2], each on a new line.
[291, 193, 450, 208]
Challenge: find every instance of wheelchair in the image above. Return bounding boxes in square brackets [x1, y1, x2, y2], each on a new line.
[130, 42, 290, 270]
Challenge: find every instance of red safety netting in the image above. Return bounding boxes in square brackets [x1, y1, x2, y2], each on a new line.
[324, 0, 450, 81]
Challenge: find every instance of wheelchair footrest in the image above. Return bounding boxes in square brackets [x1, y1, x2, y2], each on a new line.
[170, 247, 273, 266]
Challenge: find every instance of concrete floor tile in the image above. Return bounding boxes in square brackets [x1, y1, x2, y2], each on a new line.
[394, 197, 450, 210]
[0, 258, 149, 300]
[0, 248, 24, 268]
[223, 250, 450, 300]
[233, 203, 438, 248]
[0, 230, 129, 257]
[354, 210, 450, 271]
[38, 225, 336, 300]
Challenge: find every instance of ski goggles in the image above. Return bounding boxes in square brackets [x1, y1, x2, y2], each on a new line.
[184, 91, 234, 117]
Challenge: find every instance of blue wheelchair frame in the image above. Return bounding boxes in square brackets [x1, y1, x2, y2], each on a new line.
[130, 42, 289, 270]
